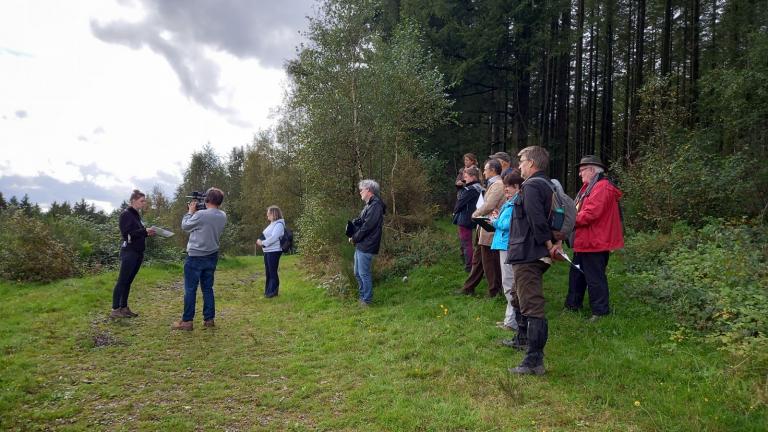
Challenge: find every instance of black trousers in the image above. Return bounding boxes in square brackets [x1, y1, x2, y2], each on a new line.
[112, 248, 144, 309]
[264, 251, 282, 297]
[565, 251, 610, 316]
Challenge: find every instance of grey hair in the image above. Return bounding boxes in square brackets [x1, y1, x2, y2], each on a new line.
[358, 179, 380, 196]
[518, 146, 550, 171]
[592, 166, 605, 174]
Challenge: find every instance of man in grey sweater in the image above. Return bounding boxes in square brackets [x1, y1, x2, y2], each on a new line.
[172, 187, 227, 331]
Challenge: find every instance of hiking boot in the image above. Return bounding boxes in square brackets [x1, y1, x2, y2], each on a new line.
[110, 308, 128, 319]
[122, 307, 138, 318]
[454, 289, 474, 296]
[203, 319, 215, 328]
[511, 317, 549, 375]
[501, 337, 528, 351]
[358, 300, 371, 308]
[171, 320, 193, 331]
[509, 364, 546, 375]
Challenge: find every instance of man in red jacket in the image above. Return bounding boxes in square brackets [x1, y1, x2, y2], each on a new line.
[565, 156, 624, 320]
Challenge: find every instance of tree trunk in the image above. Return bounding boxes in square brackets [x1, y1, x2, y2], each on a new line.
[628, 0, 645, 161]
[661, 0, 673, 75]
[600, 0, 615, 164]
[690, 0, 701, 121]
[574, 0, 585, 161]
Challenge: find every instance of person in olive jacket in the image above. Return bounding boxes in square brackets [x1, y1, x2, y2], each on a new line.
[348, 179, 386, 306]
[111, 190, 156, 318]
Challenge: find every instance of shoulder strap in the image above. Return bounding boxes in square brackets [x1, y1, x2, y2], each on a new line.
[522, 176, 556, 219]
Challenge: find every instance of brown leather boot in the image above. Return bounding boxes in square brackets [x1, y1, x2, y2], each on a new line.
[171, 320, 193, 331]
[122, 307, 138, 318]
[110, 308, 128, 319]
[203, 319, 215, 328]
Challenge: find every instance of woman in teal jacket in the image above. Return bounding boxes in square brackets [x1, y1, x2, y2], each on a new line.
[491, 172, 524, 331]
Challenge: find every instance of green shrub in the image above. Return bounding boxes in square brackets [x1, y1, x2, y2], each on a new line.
[379, 222, 455, 278]
[0, 212, 76, 282]
[626, 219, 768, 359]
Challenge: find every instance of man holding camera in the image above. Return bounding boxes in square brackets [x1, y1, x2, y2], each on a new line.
[172, 187, 227, 331]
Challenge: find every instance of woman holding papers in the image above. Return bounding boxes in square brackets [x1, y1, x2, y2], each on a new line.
[110, 190, 155, 318]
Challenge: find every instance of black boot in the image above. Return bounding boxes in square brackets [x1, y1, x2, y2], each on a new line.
[510, 317, 548, 375]
[502, 309, 528, 350]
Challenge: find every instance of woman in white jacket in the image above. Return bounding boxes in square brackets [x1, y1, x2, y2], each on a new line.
[256, 206, 285, 298]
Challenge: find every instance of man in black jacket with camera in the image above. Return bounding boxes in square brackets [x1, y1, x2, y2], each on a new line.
[348, 179, 386, 306]
[506, 146, 563, 375]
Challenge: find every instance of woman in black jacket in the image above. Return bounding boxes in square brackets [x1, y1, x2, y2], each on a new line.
[110, 190, 155, 318]
[452, 166, 483, 272]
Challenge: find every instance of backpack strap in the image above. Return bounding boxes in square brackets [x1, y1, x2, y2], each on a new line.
[523, 176, 556, 219]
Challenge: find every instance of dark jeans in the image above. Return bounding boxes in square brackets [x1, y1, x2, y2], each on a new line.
[566, 251, 610, 316]
[263, 251, 282, 297]
[512, 261, 550, 319]
[112, 248, 144, 309]
[183, 252, 219, 322]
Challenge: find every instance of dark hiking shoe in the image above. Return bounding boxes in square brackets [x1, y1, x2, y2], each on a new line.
[203, 319, 215, 328]
[509, 364, 546, 375]
[500, 338, 528, 351]
[454, 289, 474, 296]
[122, 307, 138, 318]
[110, 308, 128, 319]
[171, 320, 193, 331]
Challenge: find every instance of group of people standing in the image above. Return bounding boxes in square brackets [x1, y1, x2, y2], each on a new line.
[109, 178, 387, 329]
[109, 187, 290, 330]
[452, 146, 624, 375]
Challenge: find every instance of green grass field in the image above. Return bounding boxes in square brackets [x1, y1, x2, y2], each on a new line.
[0, 241, 766, 430]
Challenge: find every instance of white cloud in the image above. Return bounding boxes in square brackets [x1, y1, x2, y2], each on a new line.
[0, 0, 312, 209]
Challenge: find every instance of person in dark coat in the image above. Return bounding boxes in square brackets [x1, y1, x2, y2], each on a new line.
[349, 179, 386, 306]
[506, 146, 563, 375]
[110, 190, 156, 318]
[452, 166, 483, 272]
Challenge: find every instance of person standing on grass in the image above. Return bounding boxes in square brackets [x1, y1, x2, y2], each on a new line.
[348, 179, 386, 306]
[506, 146, 563, 375]
[564, 156, 624, 321]
[452, 166, 483, 272]
[456, 159, 505, 297]
[490, 172, 523, 331]
[256, 206, 285, 299]
[172, 187, 227, 331]
[111, 189, 156, 319]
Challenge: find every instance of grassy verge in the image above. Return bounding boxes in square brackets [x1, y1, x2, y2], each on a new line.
[0, 240, 766, 430]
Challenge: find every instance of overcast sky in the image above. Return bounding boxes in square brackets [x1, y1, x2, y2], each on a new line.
[0, 0, 316, 212]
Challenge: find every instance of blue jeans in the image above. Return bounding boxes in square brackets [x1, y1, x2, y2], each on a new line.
[183, 252, 219, 321]
[263, 251, 282, 297]
[354, 249, 375, 304]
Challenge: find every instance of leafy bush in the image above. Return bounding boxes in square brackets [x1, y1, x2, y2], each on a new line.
[625, 219, 768, 358]
[615, 142, 760, 232]
[378, 222, 455, 278]
[0, 212, 76, 282]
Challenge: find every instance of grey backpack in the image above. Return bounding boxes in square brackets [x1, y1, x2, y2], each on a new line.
[525, 177, 577, 241]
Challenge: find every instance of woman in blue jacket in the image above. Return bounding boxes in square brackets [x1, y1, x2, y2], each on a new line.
[491, 173, 523, 331]
[256, 206, 285, 298]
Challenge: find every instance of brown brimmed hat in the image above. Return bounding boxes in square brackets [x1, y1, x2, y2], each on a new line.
[576, 155, 606, 170]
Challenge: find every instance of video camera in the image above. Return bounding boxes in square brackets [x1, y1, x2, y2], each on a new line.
[185, 191, 207, 211]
